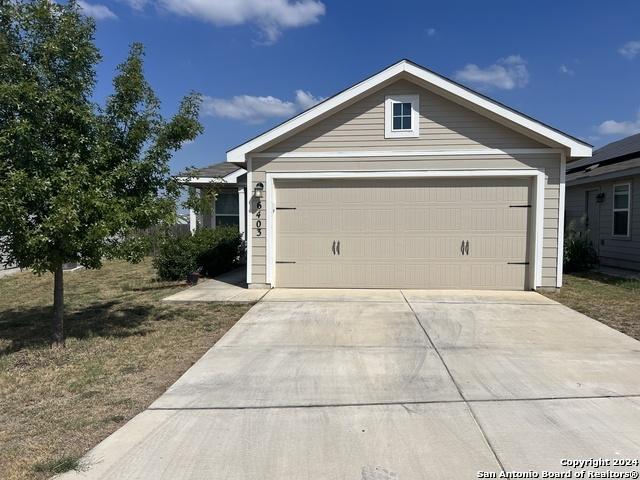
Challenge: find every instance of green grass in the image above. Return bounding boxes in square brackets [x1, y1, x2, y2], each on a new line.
[544, 271, 640, 341]
[33, 454, 83, 475]
[0, 259, 251, 480]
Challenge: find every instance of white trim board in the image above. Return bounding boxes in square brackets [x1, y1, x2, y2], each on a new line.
[251, 148, 561, 159]
[228, 60, 591, 163]
[384, 94, 420, 138]
[246, 158, 253, 285]
[263, 169, 545, 291]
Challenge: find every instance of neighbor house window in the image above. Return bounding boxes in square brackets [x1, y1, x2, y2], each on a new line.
[385, 94, 419, 138]
[215, 192, 240, 227]
[612, 183, 631, 237]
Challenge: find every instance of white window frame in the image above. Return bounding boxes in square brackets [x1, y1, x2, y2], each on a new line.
[384, 94, 419, 138]
[612, 182, 631, 237]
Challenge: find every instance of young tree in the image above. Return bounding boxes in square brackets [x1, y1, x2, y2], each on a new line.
[0, 0, 202, 347]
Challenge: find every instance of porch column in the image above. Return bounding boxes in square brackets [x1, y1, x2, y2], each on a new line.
[188, 186, 197, 234]
[189, 208, 196, 234]
[238, 186, 246, 241]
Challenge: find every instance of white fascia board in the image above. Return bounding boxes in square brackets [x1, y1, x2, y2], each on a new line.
[227, 60, 591, 164]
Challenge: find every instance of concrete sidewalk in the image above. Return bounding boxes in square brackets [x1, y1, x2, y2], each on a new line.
[161, 268, 268, 303]
[59, 289, 640, 479]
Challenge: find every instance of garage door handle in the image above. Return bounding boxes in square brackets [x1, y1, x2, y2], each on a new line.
[460, 240, 465, 255]
[332, 240, 336, 255]
[336, 240, 340, 255]
[465, 240, 469, 256]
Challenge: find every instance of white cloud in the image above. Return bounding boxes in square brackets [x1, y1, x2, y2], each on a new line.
[559, 65, 574, 75]
[596, 109, 640, 136]
[425, 27, 436, 37]
[202, 89, 323, 123]
[294, 90, 323, 110]
[454, 55, 529, 90]
[118, 0, 147, 10]
[619, 40, 640, 59]
[121, 0, 325, 43]
[79, 1, 117, 20]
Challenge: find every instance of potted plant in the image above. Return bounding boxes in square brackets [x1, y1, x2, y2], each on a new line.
[186, 270, 200, 286]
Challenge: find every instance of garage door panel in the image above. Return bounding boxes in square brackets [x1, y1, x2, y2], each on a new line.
[467, 235, 528, 260]
[277, 208, 338, 233]
[275, 178, 531, 290]
[341, 208, 396, 233]
[277, 235, 337, 260]
[469, 264, 527, 290]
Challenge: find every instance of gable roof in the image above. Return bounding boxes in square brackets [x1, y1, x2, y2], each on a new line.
[567, 132, 640, 174]
[227, 59, 591, 163]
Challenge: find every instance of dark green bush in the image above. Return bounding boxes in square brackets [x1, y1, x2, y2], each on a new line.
[192, 227, 245, 277]
[564, 224, 598, 273]
[153, 227, 244, 280]
[152, 234, 196, 281]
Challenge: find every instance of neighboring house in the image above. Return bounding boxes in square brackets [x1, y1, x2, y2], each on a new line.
[1, 251, 16, 271]
[566, 133, 640, 271]
[222, 59, 590, 291]
[178, 162, 247, 240]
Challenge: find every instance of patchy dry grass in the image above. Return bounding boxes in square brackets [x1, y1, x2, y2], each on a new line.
[544, 272, 640, 341]
[0, 260, 251, 480]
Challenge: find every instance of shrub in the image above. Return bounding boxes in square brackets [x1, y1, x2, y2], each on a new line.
[192, 227, 245, 277]
[564, 221, 598, 273]
[152, 227, 244, 281]
[152, 234, 196, 281]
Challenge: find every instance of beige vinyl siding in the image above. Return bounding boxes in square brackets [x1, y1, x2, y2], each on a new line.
[565, 175, 640, 271]
[261, 79, 545, 154]
[249, 152, 562, 288]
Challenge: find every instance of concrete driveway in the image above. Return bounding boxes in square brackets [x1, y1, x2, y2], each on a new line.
[60, 289, 640, 479]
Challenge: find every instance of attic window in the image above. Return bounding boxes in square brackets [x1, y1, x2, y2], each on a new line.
[385, 94, 419, 138]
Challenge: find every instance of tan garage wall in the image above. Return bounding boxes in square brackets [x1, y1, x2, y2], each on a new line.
[245, 75, 563, 289]
[261, 79, 543, 154]
[248, 152, 561, 289]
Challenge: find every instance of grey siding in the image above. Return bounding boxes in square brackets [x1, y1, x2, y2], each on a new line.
[566, 175, 640, 271]
[262, 79, 544, 153]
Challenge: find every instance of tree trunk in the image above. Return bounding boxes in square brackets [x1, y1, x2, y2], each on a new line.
[52, 263, 65, 348]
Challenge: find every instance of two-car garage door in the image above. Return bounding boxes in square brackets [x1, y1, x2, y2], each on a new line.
[274, 178, 532, 290]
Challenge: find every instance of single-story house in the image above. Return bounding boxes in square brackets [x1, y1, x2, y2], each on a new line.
[178, 162, 247, 239]
[207, 59, 591, 291]
[566, 133, 640, 271]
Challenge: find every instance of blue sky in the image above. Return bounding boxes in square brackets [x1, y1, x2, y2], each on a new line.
[80, 0, 640, 173]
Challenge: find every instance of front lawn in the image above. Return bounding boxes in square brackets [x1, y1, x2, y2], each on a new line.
[0, 260, 251, 480]
[544, 272, 640, 341]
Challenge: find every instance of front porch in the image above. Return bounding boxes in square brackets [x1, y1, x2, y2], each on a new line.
[177, 162, 247, 241]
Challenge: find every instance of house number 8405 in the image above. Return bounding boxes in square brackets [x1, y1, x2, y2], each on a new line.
[256, 201, 263, 236]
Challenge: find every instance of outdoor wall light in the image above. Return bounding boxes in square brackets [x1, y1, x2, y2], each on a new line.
[254, 182, 264, 198]
[596, 192, 605, 203]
